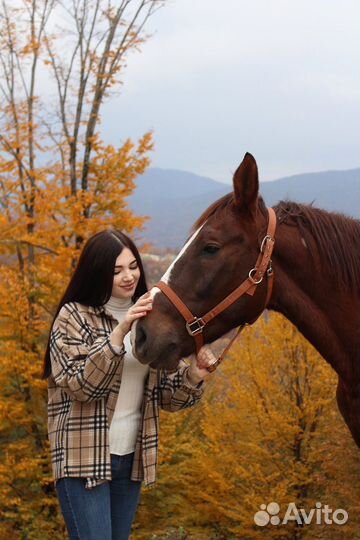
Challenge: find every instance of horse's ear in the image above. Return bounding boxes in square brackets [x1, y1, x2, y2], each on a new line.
[233, 152, 259, 215]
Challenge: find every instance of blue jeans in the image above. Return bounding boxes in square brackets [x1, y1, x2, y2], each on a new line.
[56, 453, 142, 540]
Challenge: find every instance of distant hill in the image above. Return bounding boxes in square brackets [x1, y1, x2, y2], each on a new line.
[128, 167, 360, 249]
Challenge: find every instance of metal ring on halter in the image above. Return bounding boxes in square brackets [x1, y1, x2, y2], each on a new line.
[260, 234, 274, 254]
[248, 268, 263, 285]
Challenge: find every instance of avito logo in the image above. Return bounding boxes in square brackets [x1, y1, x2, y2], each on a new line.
[254, 502, 348, 527]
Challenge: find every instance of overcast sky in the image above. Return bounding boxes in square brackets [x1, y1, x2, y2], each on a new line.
[102, 0, 360, 183]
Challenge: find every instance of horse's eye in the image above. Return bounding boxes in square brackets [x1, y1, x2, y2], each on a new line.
[203, 244, 220, 255]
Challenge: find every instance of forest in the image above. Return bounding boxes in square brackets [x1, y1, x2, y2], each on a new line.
[0, 1, 359, 539]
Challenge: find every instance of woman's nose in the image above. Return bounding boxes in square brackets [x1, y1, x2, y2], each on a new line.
[122, 269, 133, 281]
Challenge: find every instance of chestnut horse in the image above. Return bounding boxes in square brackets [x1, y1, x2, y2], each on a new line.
[134, 153, 360, 446]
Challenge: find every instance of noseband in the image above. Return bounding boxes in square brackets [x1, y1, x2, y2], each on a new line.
[155, 207, 276, 371]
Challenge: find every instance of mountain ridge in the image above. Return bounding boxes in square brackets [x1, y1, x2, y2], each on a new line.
[128, 167, 360, 248]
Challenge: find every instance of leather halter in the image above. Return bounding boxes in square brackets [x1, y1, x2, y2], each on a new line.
[155, 207, 277, 371]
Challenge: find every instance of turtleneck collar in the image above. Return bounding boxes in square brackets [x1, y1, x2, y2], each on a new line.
[106, 295, 133, 311]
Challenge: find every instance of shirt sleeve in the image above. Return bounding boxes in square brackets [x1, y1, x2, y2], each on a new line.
[158, 359, 205, 412]
[50, 304, 125, 402]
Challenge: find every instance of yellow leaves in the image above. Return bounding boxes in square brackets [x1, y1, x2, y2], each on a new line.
[135, 314, 360, 539]
[0, 1, 158, 536]
[0, 81, 153, 540]
[20, 38, 40, 56]
[0, 126, 154, 540]
[0, 437, 63, 539]
[89, 133, 153, 196]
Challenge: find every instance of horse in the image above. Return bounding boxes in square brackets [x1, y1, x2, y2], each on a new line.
[134, 153, 360, 447]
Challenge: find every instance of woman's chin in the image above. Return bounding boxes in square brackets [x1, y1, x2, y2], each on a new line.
[112, 288, 134, 299]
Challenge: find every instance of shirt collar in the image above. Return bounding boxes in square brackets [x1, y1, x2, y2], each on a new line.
[87, 304, 114, 319]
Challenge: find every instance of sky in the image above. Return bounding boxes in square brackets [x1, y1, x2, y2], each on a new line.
[101, 0, 360, 184]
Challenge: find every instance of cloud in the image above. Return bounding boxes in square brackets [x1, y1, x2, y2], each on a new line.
[102, 0, 360, 182]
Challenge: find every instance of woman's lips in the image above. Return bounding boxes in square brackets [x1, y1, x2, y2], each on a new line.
[121, 283, 135, 291]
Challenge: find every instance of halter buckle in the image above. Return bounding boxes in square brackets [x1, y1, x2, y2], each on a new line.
[186, 317, 205, 336]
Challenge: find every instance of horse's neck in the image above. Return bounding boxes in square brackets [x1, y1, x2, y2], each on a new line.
[269, 226, 359, 383]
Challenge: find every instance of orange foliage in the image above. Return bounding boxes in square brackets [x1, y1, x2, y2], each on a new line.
[134, 314, 360, 540]
[0, 1, 157, 537]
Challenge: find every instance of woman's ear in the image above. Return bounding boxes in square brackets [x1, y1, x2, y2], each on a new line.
[233, 152, 259, 216]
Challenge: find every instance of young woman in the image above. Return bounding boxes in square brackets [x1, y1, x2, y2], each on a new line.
[43, 230, 215, 540]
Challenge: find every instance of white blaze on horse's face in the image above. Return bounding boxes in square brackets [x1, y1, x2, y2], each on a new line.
[131, 230, 203, 355]
[150, 224, 205, 300]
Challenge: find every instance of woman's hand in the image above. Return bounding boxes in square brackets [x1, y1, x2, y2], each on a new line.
[111, 292, 152, 347]
[186, 346, 218, 386]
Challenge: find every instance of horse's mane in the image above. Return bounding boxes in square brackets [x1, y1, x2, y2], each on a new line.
[275, 200, 360, 291]
[192, 193, 360, 291]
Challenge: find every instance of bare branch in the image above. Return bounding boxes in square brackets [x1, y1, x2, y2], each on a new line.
[0, 239, 59, 255]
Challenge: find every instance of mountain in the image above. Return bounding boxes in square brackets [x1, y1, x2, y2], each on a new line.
[260, 169, 360, 217]
[128, 167, 360, 249]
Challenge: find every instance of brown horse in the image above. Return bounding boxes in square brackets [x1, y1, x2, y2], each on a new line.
[134, 153, 360, 446]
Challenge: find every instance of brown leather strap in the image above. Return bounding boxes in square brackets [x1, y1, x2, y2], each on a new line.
[247, 207, 276, 288]
[206, 268, 273, 372]
[200, 207, 276, 324]
[200, 278, 255, 325]
[156, 281, 204, 352]
[156, 281, 194, 322]
[205, 264, 273, 371]
[155, 207, 277, 360]
[205, 324, 246, 372]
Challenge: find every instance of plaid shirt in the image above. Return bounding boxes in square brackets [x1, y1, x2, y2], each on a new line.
[47, 301, 204, 488]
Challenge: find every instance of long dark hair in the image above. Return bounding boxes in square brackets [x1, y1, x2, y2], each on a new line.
[42, 230, 148, 379]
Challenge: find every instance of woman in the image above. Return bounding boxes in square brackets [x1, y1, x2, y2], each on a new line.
[44, 229, 215, 540]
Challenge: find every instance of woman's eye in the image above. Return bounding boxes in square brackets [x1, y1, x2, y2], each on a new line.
[202, 244, 220, 255]
[114, 263, 138, 275]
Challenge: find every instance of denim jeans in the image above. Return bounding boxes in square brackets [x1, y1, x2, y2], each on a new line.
[56, 453, 142, 540]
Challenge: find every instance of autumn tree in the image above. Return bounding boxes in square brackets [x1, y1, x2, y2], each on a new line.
[0, 1, 161, 537]
[134, 314, 360, 540]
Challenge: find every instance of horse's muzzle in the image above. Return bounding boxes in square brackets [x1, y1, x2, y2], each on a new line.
[132, 317, 183, 370]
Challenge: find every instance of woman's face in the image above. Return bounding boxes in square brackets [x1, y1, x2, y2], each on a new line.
[112, 247, 141, 299]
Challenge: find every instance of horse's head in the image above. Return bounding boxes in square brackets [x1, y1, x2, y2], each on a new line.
[134, 153, 271, 369]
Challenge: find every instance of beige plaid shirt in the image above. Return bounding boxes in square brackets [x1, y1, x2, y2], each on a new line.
[47, 302, 204, 488]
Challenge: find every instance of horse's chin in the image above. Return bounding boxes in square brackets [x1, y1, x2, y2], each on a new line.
[149, 357, 180, 371]
[146, 341, 181, 371]
[132, 318, 185, 370]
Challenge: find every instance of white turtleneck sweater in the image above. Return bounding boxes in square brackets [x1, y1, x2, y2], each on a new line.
[105, 295, 150, 456]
